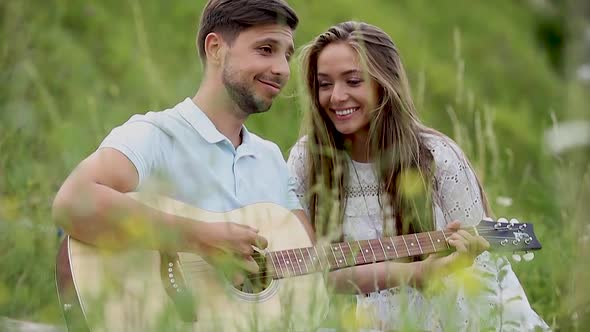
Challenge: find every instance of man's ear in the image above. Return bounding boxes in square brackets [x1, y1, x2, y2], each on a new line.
[203, 32, 224, 66]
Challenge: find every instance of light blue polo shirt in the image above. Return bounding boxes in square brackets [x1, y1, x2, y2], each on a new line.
[98, 97, 301, 213]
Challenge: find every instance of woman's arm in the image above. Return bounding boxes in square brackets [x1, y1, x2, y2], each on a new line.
[286, 135, 488, 294]
[326, 220, 488, 294]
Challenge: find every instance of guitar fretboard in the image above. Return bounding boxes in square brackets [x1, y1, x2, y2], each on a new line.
[268, 230, 455, 279]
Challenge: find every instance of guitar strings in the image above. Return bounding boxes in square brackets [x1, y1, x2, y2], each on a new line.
[178, 228, 533, 267]
[180, 239, 534, 285]
[180, 235, 530, 273]
[177, 234, 535, 282]
[179, 232, 535, 273]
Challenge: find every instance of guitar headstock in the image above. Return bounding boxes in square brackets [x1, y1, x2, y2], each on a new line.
[476, 218, 542, 256]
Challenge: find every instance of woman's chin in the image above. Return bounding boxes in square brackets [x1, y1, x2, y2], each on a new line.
[334, 126, 356, 136]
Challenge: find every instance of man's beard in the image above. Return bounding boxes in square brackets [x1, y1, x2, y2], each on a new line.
[222, 63, 272, 115]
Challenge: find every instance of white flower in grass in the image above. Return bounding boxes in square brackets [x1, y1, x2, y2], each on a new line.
[544, 120, 590, 155]
[577, 64, 590, 82]
[496, 196, 513, 207]
[583, 224, 590, 244]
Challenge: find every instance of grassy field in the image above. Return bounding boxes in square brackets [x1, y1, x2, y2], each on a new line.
[1, 0, 588, 330]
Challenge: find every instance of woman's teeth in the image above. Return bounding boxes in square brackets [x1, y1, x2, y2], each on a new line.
[335, 108, 358, 116]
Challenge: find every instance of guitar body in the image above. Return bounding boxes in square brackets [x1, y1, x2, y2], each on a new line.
[56, 194, 329, 332]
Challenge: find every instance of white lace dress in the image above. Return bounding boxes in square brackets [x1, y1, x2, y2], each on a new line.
[287, 134, 549, 332]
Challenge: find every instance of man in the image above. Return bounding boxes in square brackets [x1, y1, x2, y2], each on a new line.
[53, 0, 312, 277]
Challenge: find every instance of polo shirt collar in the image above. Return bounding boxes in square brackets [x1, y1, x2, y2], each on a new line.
[238, 126, 257, 157]
[179, 98, 258, 157]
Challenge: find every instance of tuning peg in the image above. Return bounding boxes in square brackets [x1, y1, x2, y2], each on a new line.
[510, 218, 520, 224]
[498, 217, 508, 224]
[511, 254, 522, 262]
[523, 252, 535, 261]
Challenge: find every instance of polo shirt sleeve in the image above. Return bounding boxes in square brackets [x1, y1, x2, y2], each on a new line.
[98, 118, 171, 190]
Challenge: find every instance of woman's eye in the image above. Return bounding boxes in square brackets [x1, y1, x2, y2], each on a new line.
[348, 79, 362, 86]
[318, 82, 332, 88]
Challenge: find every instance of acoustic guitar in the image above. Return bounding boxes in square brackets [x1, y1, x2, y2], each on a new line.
[55, 193, 542, 331]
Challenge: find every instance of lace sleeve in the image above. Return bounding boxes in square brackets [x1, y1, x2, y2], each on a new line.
[286, 137, 310, 217]
[426, 135, 486, 229]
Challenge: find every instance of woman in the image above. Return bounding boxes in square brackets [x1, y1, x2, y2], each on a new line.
[287, 21, 549, 331]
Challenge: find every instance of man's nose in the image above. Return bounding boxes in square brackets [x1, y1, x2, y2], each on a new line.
[270, 56, 290, 79]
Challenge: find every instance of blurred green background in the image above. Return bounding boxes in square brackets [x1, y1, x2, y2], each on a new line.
[1, 0, 588, 330]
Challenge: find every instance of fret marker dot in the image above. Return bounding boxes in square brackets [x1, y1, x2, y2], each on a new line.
[334, 247, 338, 250]
[411, 243, 414, 246]
[299, 259, 302, 262]
[286, 261, 290, 264]
[365, 250, 369, 253]
[387, 246, 390, 249]
[339, 260, 342, 263]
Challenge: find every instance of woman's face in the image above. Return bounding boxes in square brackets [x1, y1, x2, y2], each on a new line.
[316, 42, 379, 138]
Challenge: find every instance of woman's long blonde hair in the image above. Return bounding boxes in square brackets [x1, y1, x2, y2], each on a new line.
[298, 21, 490, 239]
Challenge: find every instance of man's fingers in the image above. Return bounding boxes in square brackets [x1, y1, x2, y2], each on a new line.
[232, 273, 246, 287]
[207, 247, 229, 259]
[253, 234, 268, 250]
[239, 256, 260, 274]
[236, 223, 259, 233]
[240, 244, 255, 257]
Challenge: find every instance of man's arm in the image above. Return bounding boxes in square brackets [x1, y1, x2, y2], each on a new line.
[52, 148, 266, 265]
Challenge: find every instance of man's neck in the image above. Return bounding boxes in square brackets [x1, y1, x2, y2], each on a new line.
[192, 84, 246, 148]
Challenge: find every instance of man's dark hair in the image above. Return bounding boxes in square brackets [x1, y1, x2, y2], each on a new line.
[197, 0, 299, 64]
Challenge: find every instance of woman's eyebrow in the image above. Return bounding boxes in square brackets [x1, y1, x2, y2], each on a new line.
[318, 69, 361, 78]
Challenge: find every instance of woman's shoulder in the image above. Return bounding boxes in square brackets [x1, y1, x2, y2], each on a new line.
[420, 130, 471, 174]
[421, 129, 459, 150]
[294, 135, 309, 146]
[286, 135, 309, 170]
[288, 135, 309, 157]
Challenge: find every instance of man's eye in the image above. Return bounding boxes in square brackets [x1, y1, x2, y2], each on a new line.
[259, 46, 272, 54]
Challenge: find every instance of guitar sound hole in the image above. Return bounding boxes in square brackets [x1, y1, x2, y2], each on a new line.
[238, 251, 272, 294]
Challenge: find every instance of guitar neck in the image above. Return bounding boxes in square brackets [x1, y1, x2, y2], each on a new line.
[268, 229, 462, 279]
